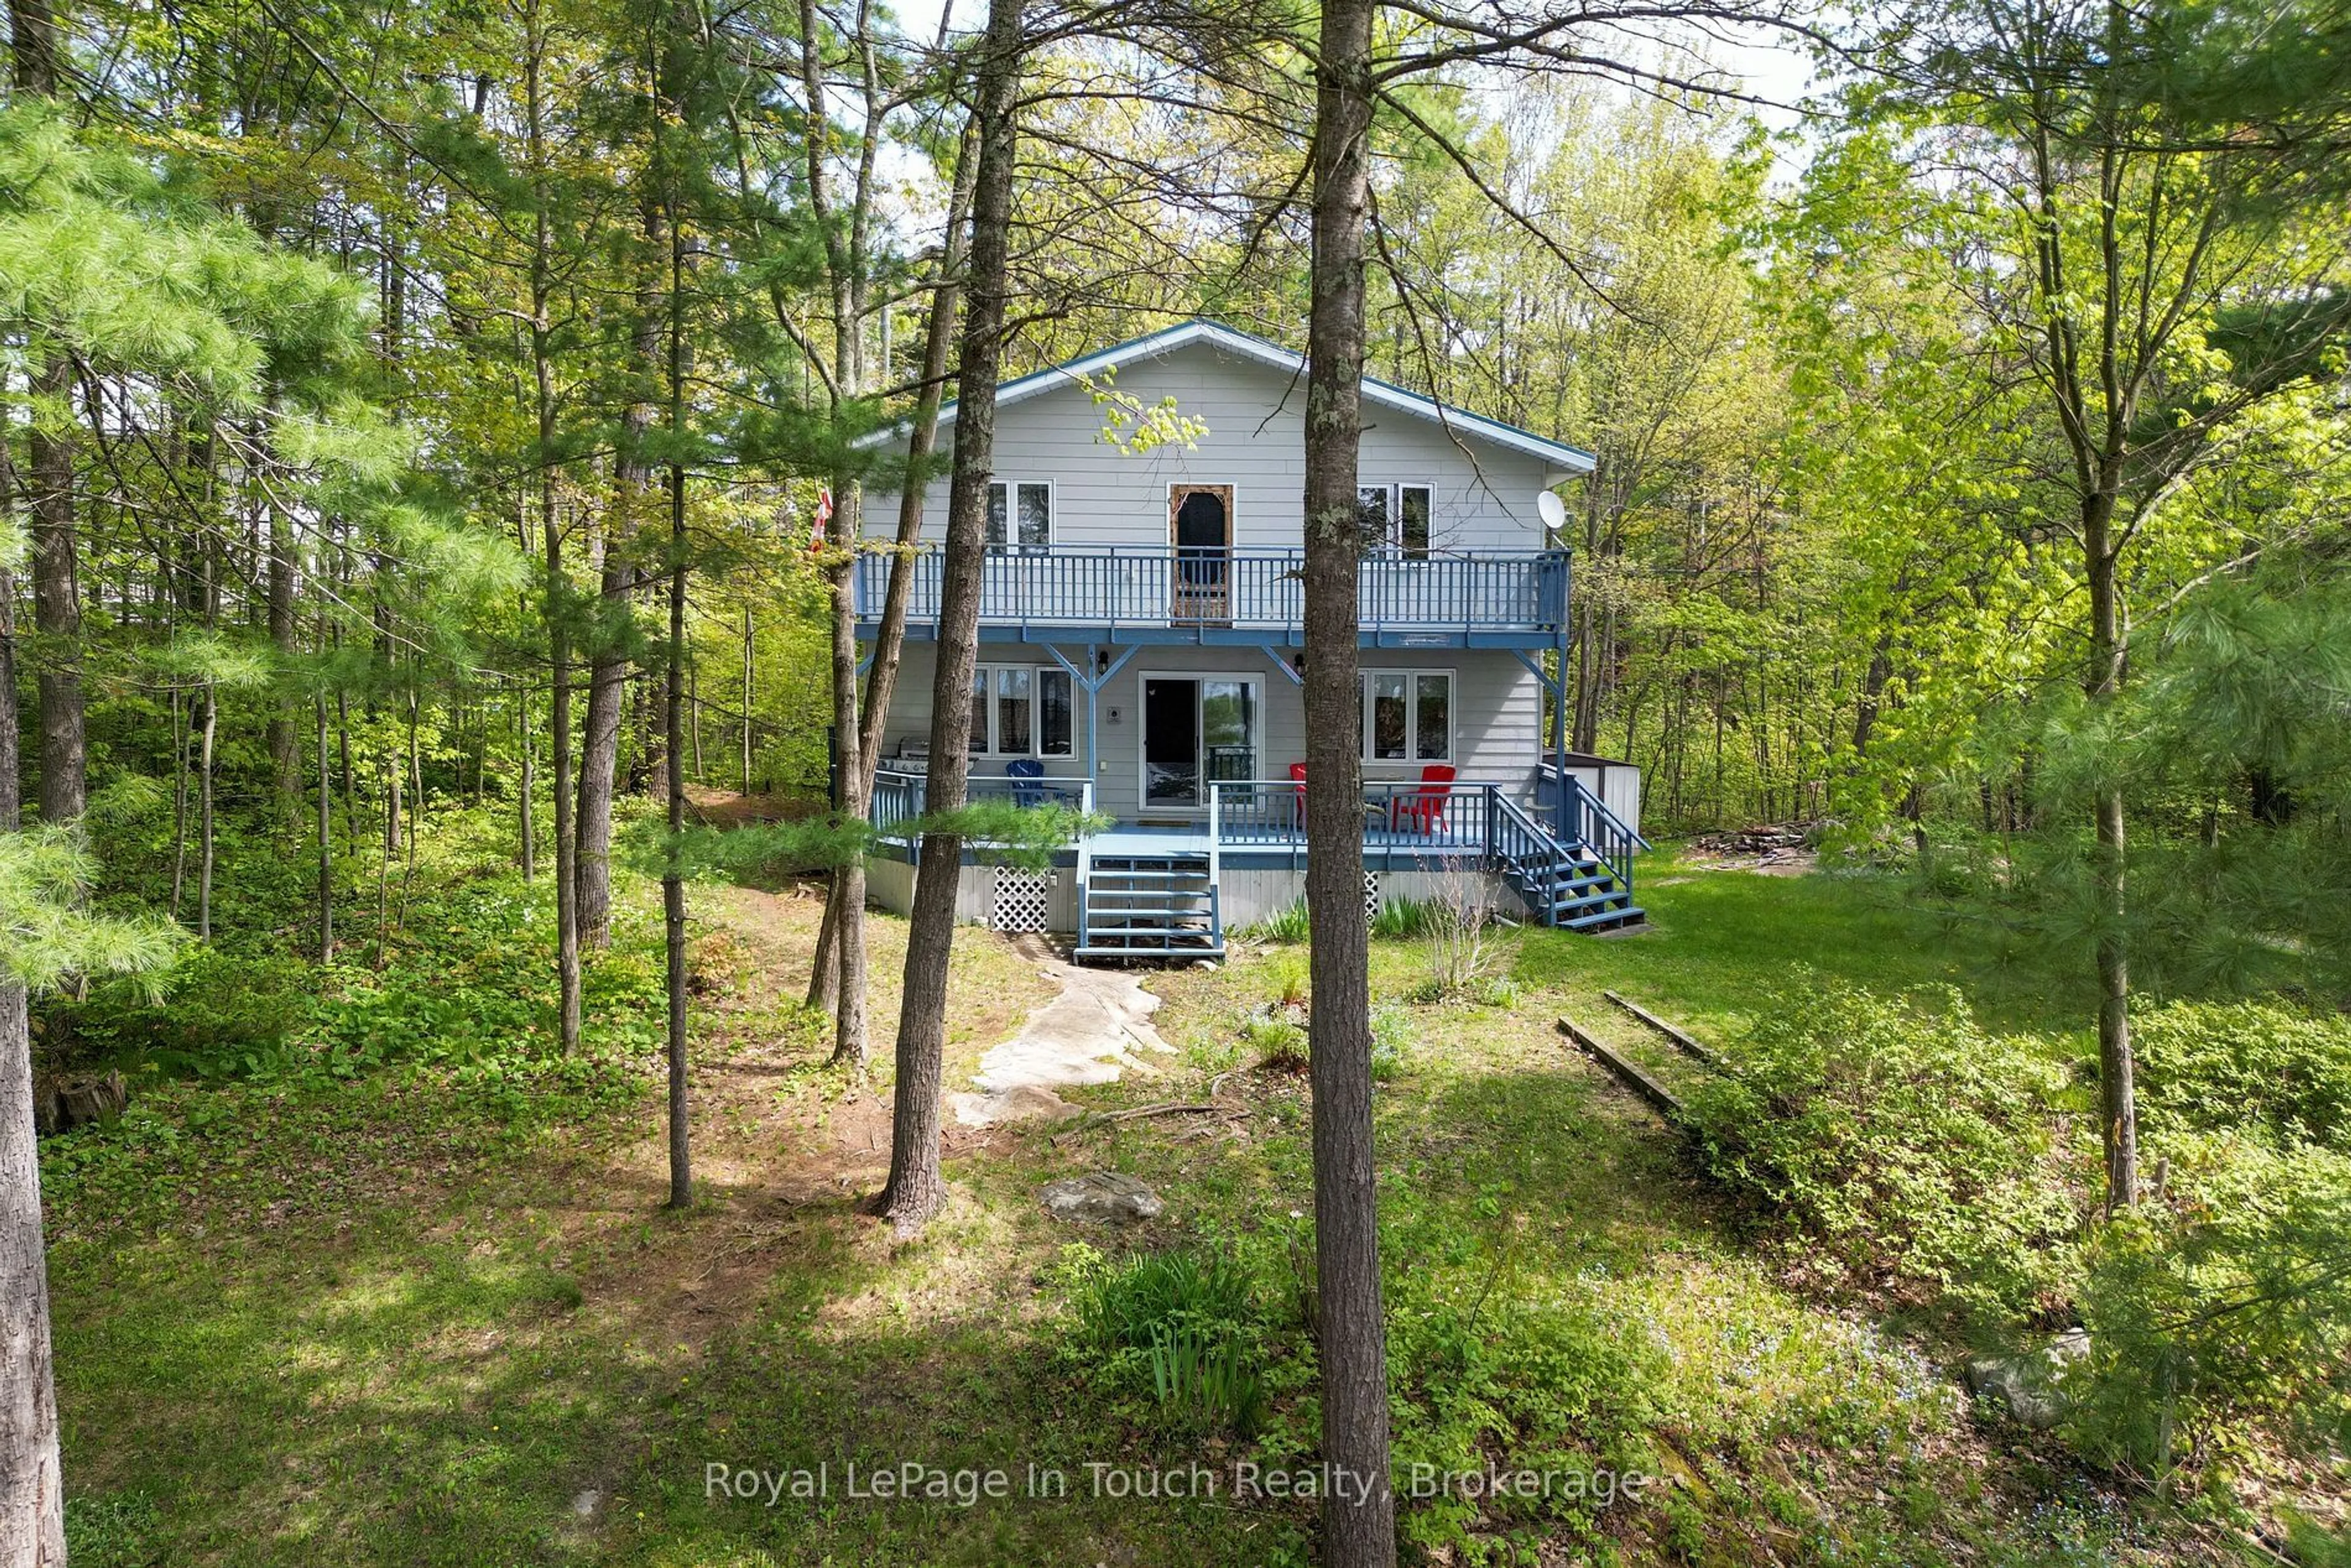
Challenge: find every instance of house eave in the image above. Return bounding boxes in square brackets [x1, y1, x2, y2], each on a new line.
[850, 319, 1599, 478]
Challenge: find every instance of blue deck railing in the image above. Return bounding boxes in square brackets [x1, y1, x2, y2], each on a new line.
[867, 768, 1640, 926]
[854, 546, 1569, 635]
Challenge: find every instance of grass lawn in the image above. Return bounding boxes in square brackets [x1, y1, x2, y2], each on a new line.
[48, 850, 2250, 1566]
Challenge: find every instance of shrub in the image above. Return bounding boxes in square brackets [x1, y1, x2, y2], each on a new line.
[63, 946, 314, 1076]
[1057, 1245, 1269, 1436]
[1262, 954, 1308, 1011]
[2132, 1000, 2351, 1152]
[2064, 1134, 2351, 1483]
[1370, 1007, 1412, 1081]
[1245, 900, 1311, 945]
[1371, 895, 1436, 940]
[1683, 977, 2082, 1321]
[1385, 1285, 1659, 1555]
[1417, 876, 1515, 1003]
[1242, 1014, 1309, 1071]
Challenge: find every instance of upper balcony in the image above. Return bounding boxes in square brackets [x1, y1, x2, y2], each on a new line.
[853, 546, 1570, 649]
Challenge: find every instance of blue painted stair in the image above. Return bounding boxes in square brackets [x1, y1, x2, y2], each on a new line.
[1490, 789, 1647, 933]
[1075, 852, 1224, 960]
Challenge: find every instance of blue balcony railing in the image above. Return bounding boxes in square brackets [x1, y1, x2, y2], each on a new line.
[854, 546, 1569, 636]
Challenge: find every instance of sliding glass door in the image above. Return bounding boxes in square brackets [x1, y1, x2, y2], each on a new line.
[1140, 675, 1260, 810]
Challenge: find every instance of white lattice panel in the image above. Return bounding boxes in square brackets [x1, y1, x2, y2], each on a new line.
[991, 868, 1054, 933]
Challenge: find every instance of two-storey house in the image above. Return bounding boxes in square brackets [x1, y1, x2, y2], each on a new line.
[852, 320, 1646, 960]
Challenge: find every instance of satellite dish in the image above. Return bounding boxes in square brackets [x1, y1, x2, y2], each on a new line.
[1536, 491, 1568, 531]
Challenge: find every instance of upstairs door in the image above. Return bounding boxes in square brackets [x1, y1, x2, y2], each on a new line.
[1169, 484, 1232, 623]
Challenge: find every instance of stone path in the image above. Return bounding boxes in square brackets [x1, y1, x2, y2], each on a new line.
[947, 936, 1176, 1126]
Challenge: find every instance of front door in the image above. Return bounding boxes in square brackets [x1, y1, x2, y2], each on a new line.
[1140, 675, 1260, 811]
[1169, 484, 1232, 623]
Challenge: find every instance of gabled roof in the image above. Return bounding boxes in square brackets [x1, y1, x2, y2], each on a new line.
[854, 318, 1597, 479]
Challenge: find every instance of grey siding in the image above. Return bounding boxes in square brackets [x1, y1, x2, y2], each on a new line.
[872, 640, 1543, 818]
[864, 340, 1558, 555]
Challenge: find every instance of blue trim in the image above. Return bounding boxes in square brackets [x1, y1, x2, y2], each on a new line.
[859, 623, 1563, 652]
[855, 318, 1597, 475]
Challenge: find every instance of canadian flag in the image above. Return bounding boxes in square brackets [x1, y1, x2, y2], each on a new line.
[810, 486, 834, 549]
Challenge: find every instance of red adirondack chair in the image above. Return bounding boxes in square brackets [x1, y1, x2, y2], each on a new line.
[1390, 763, 1457, 835]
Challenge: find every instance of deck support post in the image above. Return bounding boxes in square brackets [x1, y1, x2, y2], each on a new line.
[1046, 642, 1138, 806]
[1513, 643, 1573, 841]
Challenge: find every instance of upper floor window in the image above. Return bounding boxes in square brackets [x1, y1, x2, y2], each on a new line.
[1397, 483, 1433, 558]
[1363, 669, 1452, 762]
[1357, 482, 1434, 558]
[969, 663, 1073, 757]
[987, 481, 1053, 552]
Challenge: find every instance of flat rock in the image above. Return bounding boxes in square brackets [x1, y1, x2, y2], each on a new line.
[1038, 1171, 1163, 1225]
[1965, 1329, 2090, 1431]
[972, 953, 1173, 1095]
[947, 1084, 1084, 1127]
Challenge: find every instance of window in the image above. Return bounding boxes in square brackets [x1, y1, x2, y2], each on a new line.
[1355, 485, 1390, 547]
[967, 663, 1071, 756]
[1357, 482, 1435, 555]
[1398, 483, 1433, 558]
[986, 480, 1052, 552]
[1362, 669, 1452, 762]
[1039, 668, 1073, 757]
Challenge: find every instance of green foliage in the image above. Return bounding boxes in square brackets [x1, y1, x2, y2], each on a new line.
[1684, 977, 2083, 1321]
[1370, 1006, 1412, 1081]
[1240, 1013, 1308, 1070]
[63, 1491, 166, 1568]
[1261, 953, 1308, 1010]
[2065, 1136, 2351, 1482]
[2134, 1000, 2351, 1152]
[1243, 899, 1311, 945]
[1056, 1244, 1267, 1436]
[1370, 895, 1437, 940]
[62, 857, 660, 1090]
[1147, 1324, 1266, 1438]
[921, 799, 1108, 872]
[0, 828, 181, 997]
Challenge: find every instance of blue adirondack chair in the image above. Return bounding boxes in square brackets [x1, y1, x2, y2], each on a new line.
[1005, 756, 1048, 808]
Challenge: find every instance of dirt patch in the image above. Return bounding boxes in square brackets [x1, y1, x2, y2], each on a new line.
[684, 784, 824, 830]
[533, 880, 1065, 1357]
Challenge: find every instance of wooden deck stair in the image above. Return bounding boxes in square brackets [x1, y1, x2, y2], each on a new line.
[1493, 832, 1646, 933]
[1075, 852, 1224, 961]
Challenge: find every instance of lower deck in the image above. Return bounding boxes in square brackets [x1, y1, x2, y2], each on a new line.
[861, 773, 1651, 959]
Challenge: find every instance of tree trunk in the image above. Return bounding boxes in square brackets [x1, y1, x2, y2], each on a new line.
[268, 490, 301, 820]
[822, 129, 979, 1049]
[26, 346, 80, 827]
[663, 201, 692, 1212]
[874, 0, 1019, 1234]
[577, 564, 629, 950]
[198, 683, 218, 941]
[828, 510, 869, 1069]
[317, 691, 334, 963]
[170, 685, 189, 917]
[15, 0, 78, 829]
[805, 876, 841, 1011]
[517, 678, 536, 881]
[527, 0, 582, 1054]
[2083, 508, 2138, 1210]
[854, 120, 978, 790]
[0, 550, 66, 1564]
[1302, 0, 1399, 1557]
